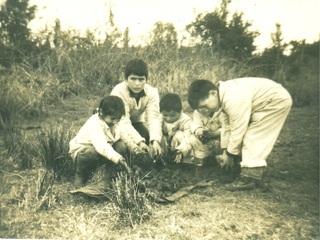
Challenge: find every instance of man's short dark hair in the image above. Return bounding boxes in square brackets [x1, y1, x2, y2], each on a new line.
[160, 93, 182, 113]
[125, 59, 148, 79]
[188, 79, 217, 110]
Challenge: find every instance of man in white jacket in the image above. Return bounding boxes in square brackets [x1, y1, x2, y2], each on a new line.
[111, 59, 162, 157]
[188, 78, 292, 190]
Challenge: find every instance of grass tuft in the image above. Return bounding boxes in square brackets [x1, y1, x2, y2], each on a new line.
[34, 125, 74, 180]
[111, 172, 152, 228]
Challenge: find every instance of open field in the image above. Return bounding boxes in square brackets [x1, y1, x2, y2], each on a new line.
[0, 93, 319, 239]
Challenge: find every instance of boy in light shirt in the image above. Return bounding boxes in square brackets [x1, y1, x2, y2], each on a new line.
[159, 93, 193, 163]
[191, 108, 231, 167]
[111, 59, 162, 158]
[188, 78, 292, 190]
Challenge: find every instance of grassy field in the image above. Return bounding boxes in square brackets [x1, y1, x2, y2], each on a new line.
[0, 92, 319, 239]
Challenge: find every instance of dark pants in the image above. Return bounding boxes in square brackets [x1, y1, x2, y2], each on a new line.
[132, 122, 150, 144]
[75, 141, 127, 184]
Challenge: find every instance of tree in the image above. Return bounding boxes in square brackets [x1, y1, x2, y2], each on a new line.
[150, 21, 178, 50]
[104, 8, 122, 48]
[0, 0, 37, 66]
[257, 23, 289, 80]
[270, 23, 287, 63]
[187, 0, 258, 60]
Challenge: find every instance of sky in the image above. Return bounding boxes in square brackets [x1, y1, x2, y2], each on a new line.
[3, 0, 320, 52]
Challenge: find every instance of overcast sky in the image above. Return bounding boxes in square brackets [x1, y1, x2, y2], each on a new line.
[2, 0, 319, 51]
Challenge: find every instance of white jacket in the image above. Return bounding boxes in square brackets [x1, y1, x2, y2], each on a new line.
[162, 112, 192, 157]
[219, 77, 291, 155]
[69, 114, 136, 164]
[111, 81, 162, 144]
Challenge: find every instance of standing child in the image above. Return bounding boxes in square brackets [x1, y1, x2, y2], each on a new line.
[188, 78, 292, 190]
[69, 96, 140, 187]
[159, 93, 193, 163]
[111, 59, 162, 157]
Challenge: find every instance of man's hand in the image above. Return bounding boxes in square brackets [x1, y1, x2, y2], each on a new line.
[150, 140, 162, 157]
[216, 154, 234, 170]
[118, 158, 132, 174]
[174, 151, 183, 163]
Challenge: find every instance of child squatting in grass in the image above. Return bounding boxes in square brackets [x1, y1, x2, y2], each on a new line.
[159, 93, 193, 163]
[188, 78, 292, 191]
[190, 103, 231, 167]
[160, 93, 229, 166]
[111, 59, 163, 158]
[69, 96, 142, 187]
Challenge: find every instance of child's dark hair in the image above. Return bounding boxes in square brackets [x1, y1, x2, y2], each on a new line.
[160, 93, 182, 113]
[98, 96, 125, 119]
[188, 79, 218, 110]
[125, 59, 148, 79]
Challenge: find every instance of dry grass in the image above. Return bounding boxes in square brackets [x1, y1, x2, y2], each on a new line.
[0, 45, 318, 238]
[0, 106, 318, 239]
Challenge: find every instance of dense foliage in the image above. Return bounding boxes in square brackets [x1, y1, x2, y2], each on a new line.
[0, 0, 318, 124]
[187, 0, 259, 60]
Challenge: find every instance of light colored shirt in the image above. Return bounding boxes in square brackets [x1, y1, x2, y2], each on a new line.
[111, 81, 162, 144]
[191, 109, 230, 149]
[162, 112, 193, 157]
[218, 77, 289, 155]
[162, 112, 192, 139]
[69, 114, 136, 163]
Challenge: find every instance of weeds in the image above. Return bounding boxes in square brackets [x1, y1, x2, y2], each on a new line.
[0, 169, 55, 234]
[34, 125, 74, 180]
[1, 122, 34, 169]
[112, 172, 152, 228]
[20, 169, 55, 211]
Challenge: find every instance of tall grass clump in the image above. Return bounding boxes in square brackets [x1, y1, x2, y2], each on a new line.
[0, 76, 23, 130]
[112, 172, 152, 228]
[19, 169, 55, 211]
[0, 121, 35, 169]
[0, 68, 50, 121]
[34, 125, 74, 180]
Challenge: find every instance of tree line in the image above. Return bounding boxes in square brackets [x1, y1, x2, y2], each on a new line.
[0, 0, 318, 106]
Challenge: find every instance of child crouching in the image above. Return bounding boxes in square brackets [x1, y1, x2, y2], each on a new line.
[69, 96, 141, 187]
[160, 93, 193, 164]
[190, 108, 231, 166]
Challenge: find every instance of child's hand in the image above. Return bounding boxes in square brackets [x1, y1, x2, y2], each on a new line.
[174, 151, 183, 163]
[139, 141, 149, 152]
[118, 158, 132, 174]
[133, 145, 143, 154]
[150, 140, 162, 157]
[216, 154, 234, 170]
[199, 130, 215, 144]
[162, 125, 168, 136]
[195, 128, 205, 138]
